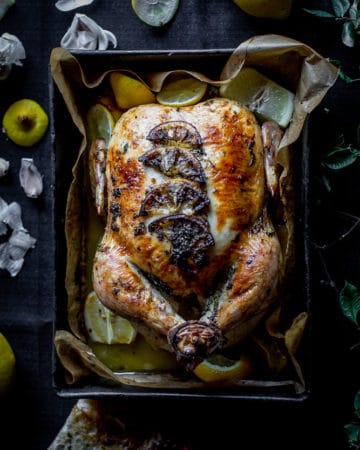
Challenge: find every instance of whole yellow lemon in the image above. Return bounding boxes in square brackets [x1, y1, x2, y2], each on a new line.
[233, 0, 293, 19]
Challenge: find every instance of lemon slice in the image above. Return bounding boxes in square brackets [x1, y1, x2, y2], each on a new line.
[156, 77, 208, 107]
[233, 0, 293, 19]
[90, 336, 180, 372]
[2, 99, 49, 147]
[109, 72, 156, 110]
[86, 103, 115, 146]
[84, 291, 137, 345]
[0, 332, 16, 397]
[193, 353, 251, 383]
[131, 0, 179, 27]
[220, 67, 294, 128]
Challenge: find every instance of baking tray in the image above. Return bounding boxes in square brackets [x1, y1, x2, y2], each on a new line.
[50, 49, 312, 403]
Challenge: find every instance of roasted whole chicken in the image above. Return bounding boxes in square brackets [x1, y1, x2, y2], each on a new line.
[91, 97, 283, 370]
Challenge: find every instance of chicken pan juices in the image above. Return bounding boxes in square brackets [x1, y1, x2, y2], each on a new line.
[51, 37, 338, 394]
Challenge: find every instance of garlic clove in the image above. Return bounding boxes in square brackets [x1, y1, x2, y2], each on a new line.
[8, 228, 37, 260]
[0, 242, 25, 277]
[19, 158, 43, 198]
[0, 196, 8, 235]
[55, 0, 95, 12]
[0, 200, 23, 230]
[0, 157, 9, 177]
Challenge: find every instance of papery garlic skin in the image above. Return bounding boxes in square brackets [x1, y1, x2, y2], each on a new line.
[19, 158, 43, 198]
[0, 196, 37, 277]
[0, 157, 9, 177]
[0, 32, 26, 66]
[60, 13, 117, 50]
[0, 32, 26, 81]
[55, 0, 95, 12]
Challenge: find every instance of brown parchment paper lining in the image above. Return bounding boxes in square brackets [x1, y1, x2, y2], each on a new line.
[50, 34, 338, 390]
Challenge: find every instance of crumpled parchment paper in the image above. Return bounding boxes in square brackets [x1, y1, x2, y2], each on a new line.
[50, 34, 338, 392]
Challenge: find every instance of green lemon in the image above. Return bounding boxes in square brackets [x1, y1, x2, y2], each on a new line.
[193, 353, 252, 383]
[2, 99, 49, 147]
[84, 291, 137, 345]
[86, 103, 115, 146]
[131, 0, 179, 27]
[0, 332, 16, 397]
[233, 0, 293, 19]
[156, 77, 207, 107]
[220, 67, 295, 128]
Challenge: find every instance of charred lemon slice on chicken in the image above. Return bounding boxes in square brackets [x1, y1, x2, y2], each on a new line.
[193, 353, 252, 383]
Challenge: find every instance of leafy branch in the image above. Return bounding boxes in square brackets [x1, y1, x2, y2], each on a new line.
[304, 0, 360, 47]
[322, 125, 360, 171]
[331, 59, 360, 83]
[339, 281, 360, 448]
[313, 124, 360, 447]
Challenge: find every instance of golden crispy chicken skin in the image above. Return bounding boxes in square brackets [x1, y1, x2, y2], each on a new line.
[92, 98, 282, 369]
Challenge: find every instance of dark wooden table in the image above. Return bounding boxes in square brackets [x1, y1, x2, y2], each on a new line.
[1, 1, 360, 448]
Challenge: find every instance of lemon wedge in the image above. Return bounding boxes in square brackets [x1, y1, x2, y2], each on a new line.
[2, 99, 49, 147]
[84, 291, 137, 345]
[131, 0, 179, 27]
[90, 336, 180, 372]
[193, 353, 252, 383]
[156, 76, 207, 107]
[0, 332, 16, 397]
[219, 67, 295, 128]
[86, 103, 115, 146]
[109, 72, 156, 110]
[233, 0, 293, 19]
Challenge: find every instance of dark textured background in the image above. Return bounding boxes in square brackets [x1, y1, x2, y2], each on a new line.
[1, 1, 360, 448]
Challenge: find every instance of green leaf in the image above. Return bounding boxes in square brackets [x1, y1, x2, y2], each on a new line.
[323, 146, 360, 170]
[332, 0, 351, 17]
[302, 8, 335, 18]
[330, 60, 354, 83]
[339, 70, 356, 83]
[344, 423, 360, 443]
[355, 390, 360, 419]
[339, 281, 360, 326]
[349, 0, 359, 21]
[342, 21, 356, 47]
